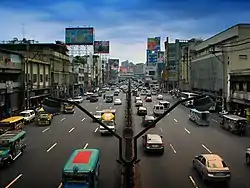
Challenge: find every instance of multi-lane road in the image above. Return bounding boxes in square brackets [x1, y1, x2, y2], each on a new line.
[134, 94, 250, 188]
[0, 93, 126, 188]
[1, 92, 250, 188]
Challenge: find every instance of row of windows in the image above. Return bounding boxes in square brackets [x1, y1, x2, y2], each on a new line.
[78, 76, 84, 81]
[231, 82, 250, 92]
[27, 74, 49, 83]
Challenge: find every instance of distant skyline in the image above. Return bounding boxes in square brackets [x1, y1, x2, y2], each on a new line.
[0, 0, 250, 62]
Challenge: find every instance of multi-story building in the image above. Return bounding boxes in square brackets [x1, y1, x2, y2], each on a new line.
[180, 38, 203, 90]
[164, 39, 188, 89]
[0, 48, 23, 117]
[0, 40, 70, 106]
[190, 23, 250, 111]
[121, 60, 129, 68]
[133, 63, 145, 77]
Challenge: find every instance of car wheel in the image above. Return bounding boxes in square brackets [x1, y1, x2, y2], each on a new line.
[246, 155, 250, 165]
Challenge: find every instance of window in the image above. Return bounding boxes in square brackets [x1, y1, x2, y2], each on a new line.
[239, 55, 247, 60]
[40, 74, 43, 82]
[239, 82, 243, 91]
[45, 75, 49, 82]
[33, 74, 37, 83]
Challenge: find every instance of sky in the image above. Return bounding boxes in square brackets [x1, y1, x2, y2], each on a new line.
[0, 0, 250, 63]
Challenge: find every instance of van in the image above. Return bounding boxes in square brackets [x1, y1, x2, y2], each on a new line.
[153, 104, 164, 116]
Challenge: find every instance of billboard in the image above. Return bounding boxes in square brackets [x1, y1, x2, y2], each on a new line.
[147, 50, 157, 66]
[120, 67, 128, 73]
[147, 37, 161, 51]
[94, 41, 110, 54]
[65, 27, 94, 45]
[157, 51, 164, 64]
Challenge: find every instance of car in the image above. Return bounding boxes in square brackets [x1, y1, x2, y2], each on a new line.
[135, 96, 141, 103]
[20, 110, 36, 123]
[141, 92, 146, 96]
[151, 91, 157, 95]
[141, 115, 155, 127]
[114, 99, 122, 105]
[137, 107, 147, 116]
[93, 111, 102, 122]
[68, 96, 84, 103]
[90, 96, 98, 102]
[135, 100, 143, 107]
[192, 154, 231, 182]
[153, 104, 165, 116]
[157, 94, 163, 100]
[145, 96, 152, 102]
[142, 134, 164, 154]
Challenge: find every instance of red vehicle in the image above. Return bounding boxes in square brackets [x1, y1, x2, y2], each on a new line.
[145, 96, 152, 102]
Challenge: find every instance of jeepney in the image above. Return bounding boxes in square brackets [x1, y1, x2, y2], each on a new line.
[0, 116, 24, 134]
[189, 108, 210, 126]
[0, 130, 26, 166]
[100, 109, 116, 135]
[63, 103, 75, 114]
[37, 108, 53, 126]
[159, 101, 170, 111]
[220, 114, 248, 135]
[62, 149, 100, 188]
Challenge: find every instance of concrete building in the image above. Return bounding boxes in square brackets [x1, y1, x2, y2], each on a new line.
[165, 39, 188, 89]
[0, 41, 69, 107]
[134, 63, 145, 76]
[121, 60, 129, 68]
[190, 23, 250, 111]
[0, 49, 23, 117]
[180, 38, 203, 90]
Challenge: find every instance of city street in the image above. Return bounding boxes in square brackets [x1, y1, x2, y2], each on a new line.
[0, 93, 126, 188]
[134, 94, 250, 188]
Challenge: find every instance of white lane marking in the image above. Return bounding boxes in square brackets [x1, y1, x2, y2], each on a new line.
[13, 152, 22, 161]
[184, 128, 191, 134]
[110, 106, 112, 109]
[90, 112, 93, 114]
[212, 119, 218, 123]
[189, 176, 199, 188]
[174, 118, 178, 123]
[46, 143, 57, 152]
[5, 174, 23, 188]
[83, 143, 88, 149]
[169, 144, 177, 154]
[58, 182, 62, 188]
[96, 106, 98, 109]
[159, 127, 163, 132]
[81, 118, 85, 121]
[69, 127, 75, 133]
[60, 118, 65, 122]
[202, 144, 212, 153]
[42, 127, 50, 133]
[94, 127, 98, 132]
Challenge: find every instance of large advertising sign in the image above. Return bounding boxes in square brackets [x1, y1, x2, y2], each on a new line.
[65, 27, 94, 45]
[157, 51, 164, 64]
[147, 50, 157, 66]
[147, 37, 160, 51]
[120, 67, 128, 73]
[94, 41, 110, 54]
[157, 63, 165, 74]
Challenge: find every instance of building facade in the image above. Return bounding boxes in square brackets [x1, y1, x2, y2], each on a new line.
[133, 63, 145, 76]
[0, 41, 70, 107]
[0, 49, 23, 117]
[190, 23, 250, 111]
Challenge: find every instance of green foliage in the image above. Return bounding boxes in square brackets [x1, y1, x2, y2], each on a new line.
[72, 55, 87, 65]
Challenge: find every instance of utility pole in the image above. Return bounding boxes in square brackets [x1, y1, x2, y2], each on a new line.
[25, 41, 30, 109]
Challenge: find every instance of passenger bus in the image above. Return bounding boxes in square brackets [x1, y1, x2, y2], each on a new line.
[62, 149, 100, 188]
[179, 92, 198, 107]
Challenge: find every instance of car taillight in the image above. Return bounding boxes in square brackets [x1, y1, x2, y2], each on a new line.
[146, 143, 150, 147]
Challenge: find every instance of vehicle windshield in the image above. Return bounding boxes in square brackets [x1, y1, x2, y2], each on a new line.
[95, 112, 102, 116]
[73, 96, 82, 99]
[63, 172, 89, 182]
[103, 121, 114, 126]
[20, 113, 30, 117]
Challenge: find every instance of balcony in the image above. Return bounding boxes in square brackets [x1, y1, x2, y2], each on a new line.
[0, 82, 21, 89]
[231, 90, 250, 101]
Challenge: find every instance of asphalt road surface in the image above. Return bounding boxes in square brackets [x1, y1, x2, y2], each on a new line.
[0, 93, 126, 188]
[133, 94, 250, 188]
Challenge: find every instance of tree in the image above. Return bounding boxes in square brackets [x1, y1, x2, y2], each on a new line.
[72, 56, 87, 65]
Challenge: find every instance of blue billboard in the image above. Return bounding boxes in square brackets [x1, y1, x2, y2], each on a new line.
[147, 50, 158, 66]
[65, 27, 94, 45]
[157, 63, 165, 74]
